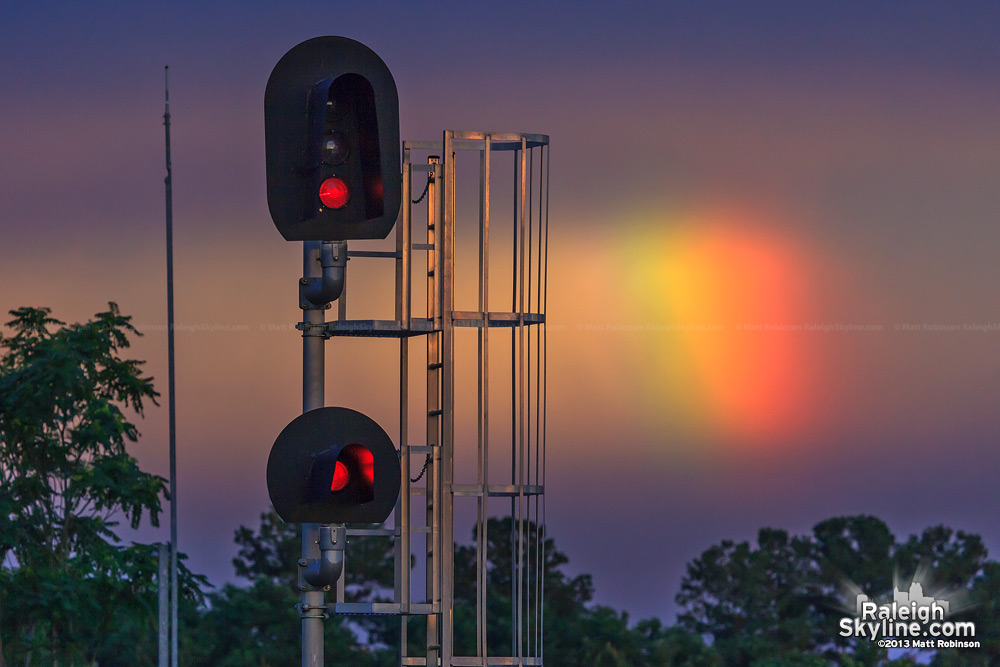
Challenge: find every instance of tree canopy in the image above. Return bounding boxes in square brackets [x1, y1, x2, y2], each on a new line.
[678, 515, 996, 666]
[0, 305, 205, 665]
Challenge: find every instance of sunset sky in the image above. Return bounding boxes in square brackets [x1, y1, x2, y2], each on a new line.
[3, 2, 1000, 622]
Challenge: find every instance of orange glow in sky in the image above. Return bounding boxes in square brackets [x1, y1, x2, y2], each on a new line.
[618, 209, 819, 447]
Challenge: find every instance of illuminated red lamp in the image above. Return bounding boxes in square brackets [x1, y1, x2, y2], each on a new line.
[356, 446, 374, 485]
[319, 177, 349, 209]
[331, 461, 349, 491]
[336, 444, 375, 503]
[329, 444, 374, 501]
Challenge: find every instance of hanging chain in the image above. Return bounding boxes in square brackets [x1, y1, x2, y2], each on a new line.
[410, 453, 431, 483]
[411, 175, 431, 204]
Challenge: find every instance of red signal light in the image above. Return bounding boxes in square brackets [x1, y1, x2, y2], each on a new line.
[330, 460, 349, 491]
[319, 177, 349, 209]
[339, 444, 374, 486]
[358, 446, 374, 485]
[332, 444, 375, 503]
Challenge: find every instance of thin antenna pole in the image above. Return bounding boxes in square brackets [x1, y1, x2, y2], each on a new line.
[163, 65, 179, 667]
[158, 543, 168, 667]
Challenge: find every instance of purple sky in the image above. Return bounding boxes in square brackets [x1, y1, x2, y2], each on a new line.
[3, 2, 1000, 623]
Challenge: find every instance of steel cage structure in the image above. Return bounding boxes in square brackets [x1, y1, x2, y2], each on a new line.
[323, 130, 549, 666]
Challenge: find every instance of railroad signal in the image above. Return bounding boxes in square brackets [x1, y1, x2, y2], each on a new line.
[265, 36, 401, 241]
[267, 407, 400, 524]
[304, 443, 373, 503]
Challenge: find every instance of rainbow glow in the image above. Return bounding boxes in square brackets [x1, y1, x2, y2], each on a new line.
[617, 209, 820, 448]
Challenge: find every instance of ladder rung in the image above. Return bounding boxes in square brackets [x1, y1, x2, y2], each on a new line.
[427, 409, 443, 417]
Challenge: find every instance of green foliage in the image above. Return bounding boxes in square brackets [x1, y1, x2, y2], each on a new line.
[448, 517, 713, 667]
[929, 559, 1000, 666]
[0, 305, 206, 665]
[676, 526, 818, 655]
[83, 547, 205, 667]
[677, 515, 997, 666]
[225, 510, 995, 666]
[196, 510, 396, 666]
[186, 577, 386, 667]
[233, 508, 300, 590]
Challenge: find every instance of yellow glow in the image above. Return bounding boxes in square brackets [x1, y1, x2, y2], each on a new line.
[617, 208, 820, 448]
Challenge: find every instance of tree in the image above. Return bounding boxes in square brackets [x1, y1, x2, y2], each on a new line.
[232, 508, 300, 590]
[225, 511, 716, 666]
[676, 527, 820, 665]
[445, 517, 716, 667]
[191, 509, 394, 666]
[0, 304, 205, 665]
[677, 515, 995, 666]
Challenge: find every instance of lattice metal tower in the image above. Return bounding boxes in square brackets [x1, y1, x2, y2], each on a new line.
[322, 131, 549, 666]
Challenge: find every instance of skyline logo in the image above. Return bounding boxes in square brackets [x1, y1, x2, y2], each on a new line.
[839, 581, 977, 651]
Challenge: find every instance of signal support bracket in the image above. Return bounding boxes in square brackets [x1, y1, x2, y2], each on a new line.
[299, 524, 346, 590]
[300, 241, 347, 309]
[296, 603, 329, 620]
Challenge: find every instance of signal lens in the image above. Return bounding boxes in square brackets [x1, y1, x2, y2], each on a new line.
[319, 177, 349, 209]
[323, 132, 349, 165]
[369, 176, 383, 200]
[330, 460, 349, 492]
[358, 447, 374, 485]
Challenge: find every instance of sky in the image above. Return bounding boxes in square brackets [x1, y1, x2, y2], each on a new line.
[3, 1, 1000, 624]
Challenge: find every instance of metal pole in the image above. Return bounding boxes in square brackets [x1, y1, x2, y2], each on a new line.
[441, 131, 457, 667]
[516, 136, 528, 662]
[397, 151, 412, 657]
[162, 65, 179, 667]
[158, 543, 169, 667]
[302, 241, 325, 667]
[425, 156, 442, 667]
[477, 136, 492, 664]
